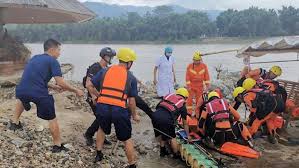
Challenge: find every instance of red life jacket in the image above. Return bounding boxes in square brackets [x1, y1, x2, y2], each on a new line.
[206, 98, 230, 122]
[159, 93, 185, 112]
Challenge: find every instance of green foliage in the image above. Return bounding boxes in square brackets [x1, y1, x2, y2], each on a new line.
[8, 6, 299, 42]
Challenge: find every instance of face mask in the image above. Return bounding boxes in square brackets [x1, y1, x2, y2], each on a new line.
[165, 52, 172, 57]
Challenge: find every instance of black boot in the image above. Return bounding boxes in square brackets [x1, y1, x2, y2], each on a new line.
[83, 133, 94, 146]
[95, 150, 104, 162]
[268, 134, 278, 144]
[8, 121, 23, 131]
[160, 146, 169, 157]
[125, 164, 137, 168]
[52, 144, 69, 153]
[172, 152, 181, 159]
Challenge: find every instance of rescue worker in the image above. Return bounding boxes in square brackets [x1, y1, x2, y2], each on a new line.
[237, 65, 282, 87]
[86, 48, 140, 168]
[151, 88, 191, 157]
[198, 91, 252, 147]
[186, 51, 210, 115]
[83, 48, 153, 146]
[9, 39, 84, 153]
[154, 47, 176, 97]
[196, 88, 223, 118]
[83, 47, 116, 146]
[234, 65, 282, 110]
[233, 82, 285, 144]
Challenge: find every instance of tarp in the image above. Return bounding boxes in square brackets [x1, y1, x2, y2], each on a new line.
[236, 36, 299, 58]
[0, 0, 96, 24]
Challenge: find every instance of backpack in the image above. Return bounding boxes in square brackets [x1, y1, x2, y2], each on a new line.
[248, 89, 276, 120]
[82, 62, 101, 88]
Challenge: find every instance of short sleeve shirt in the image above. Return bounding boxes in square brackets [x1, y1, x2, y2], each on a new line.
[16, 54, 62, 97]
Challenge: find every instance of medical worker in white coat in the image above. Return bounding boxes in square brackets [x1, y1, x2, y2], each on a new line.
[153, 47, 177, 97]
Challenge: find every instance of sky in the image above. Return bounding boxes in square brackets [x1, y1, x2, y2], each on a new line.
[79, 0, 299, 10]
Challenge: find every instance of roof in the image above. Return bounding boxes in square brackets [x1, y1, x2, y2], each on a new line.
[236, 36, 299, 58]
[0, 0, 96, 24]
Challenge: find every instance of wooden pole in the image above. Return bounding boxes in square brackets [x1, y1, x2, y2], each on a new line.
[202, 49, 239, 56]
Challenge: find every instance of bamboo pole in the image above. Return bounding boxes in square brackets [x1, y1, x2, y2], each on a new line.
[201, 49, 239, 56]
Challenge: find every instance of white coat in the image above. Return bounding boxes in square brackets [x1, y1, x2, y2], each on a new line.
[155, 55, 175, 97]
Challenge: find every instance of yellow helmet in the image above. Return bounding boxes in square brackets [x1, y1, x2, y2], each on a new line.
[208, 91, 220, 100]
[270, 66, 282, 76]
[117, 48, 137, 62]
[193, 52, 202, 61]
[176, 88, 189, 98]
[242, 78, 256, 91]
[233, 87, 246, 98]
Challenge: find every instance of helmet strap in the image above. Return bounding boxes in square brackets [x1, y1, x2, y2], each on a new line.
[126, 62, 133, 70]
[101, 55, 113, 65]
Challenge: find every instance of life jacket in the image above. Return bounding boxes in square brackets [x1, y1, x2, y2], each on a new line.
[159, 93, 185, 112]
[245, 89, 276, 120]
[258, 79, 279, 92]
[206, 98, 230, 122]
[97, 65, 129, 108]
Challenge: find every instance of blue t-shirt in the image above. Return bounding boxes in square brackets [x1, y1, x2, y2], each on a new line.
[16, 54, 62, 97]
[91, 67, 138, 98]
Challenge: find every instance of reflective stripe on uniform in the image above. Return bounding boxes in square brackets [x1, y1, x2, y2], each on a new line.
[197, 69, 205, 75]
[187, 106, 193, 109]
[189, 69, 197, 75]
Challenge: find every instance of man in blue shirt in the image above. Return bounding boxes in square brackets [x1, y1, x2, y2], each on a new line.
[86, 48, 140, 168]
[9, 39, 84, 153]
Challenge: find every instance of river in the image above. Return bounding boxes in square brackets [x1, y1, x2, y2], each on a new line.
[26, 43, 299, 85]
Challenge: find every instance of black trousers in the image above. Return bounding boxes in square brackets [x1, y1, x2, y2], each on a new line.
[85, 96, 153, 137]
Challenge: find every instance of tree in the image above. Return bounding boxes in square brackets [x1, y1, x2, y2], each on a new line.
[279, 6, 299, 35]
[152, 6, 174, 17]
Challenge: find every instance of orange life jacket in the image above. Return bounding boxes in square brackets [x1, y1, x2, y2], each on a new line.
[206, 98, 230, 122]
[97, 65, 129, 108]
[159, 93, 185, 112]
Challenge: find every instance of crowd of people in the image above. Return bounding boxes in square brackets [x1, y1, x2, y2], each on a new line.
[7, 38, 299, 167]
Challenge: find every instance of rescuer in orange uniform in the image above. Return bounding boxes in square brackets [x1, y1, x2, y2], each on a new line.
[186, 52, 210, 116]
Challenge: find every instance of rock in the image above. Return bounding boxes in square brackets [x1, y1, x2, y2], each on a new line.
[0, 80, 16, 88]
[35, 125, 44, 132]
[100, 163, 111, 168]
[144, 145, 152, 150]
[64, 143, 74, 151]
[153, 148, 159, 153]
[78, 160, 83, 165]
[15, 150, 23, 155]
[10, 138, 27, 148]
[137, 145, 147, 155]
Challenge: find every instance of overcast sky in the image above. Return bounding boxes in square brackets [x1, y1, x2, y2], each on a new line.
[79, 0, 299, 10]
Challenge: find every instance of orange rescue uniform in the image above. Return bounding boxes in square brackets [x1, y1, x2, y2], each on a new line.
[186, 63, 210, 115]
[243, 91, 278, 135]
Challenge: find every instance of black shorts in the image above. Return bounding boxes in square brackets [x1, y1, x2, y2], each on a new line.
[17, 95, 56, 120]
[151, 108, 176, 141]
[96, 104, 132, 141]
